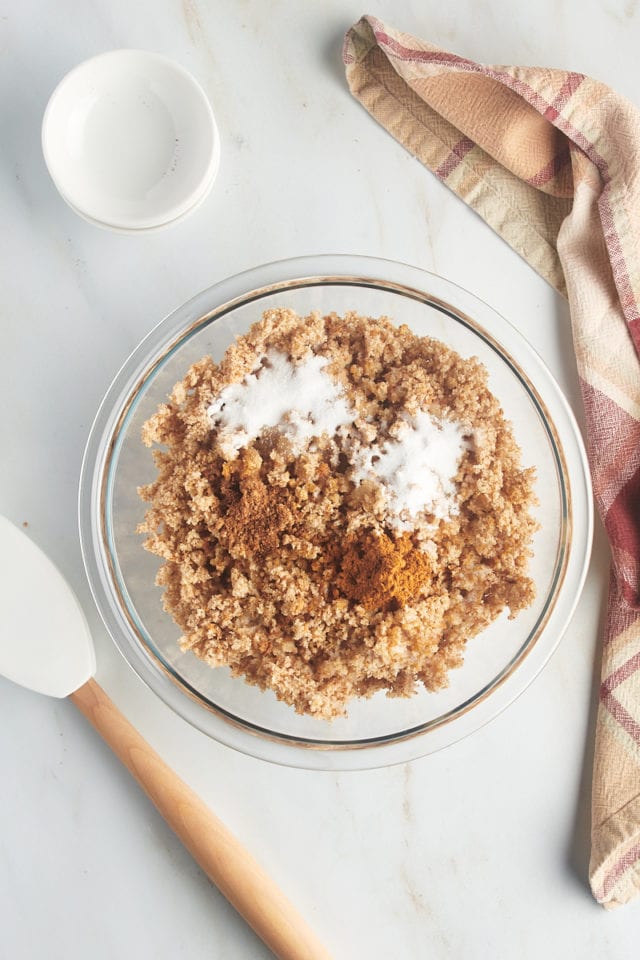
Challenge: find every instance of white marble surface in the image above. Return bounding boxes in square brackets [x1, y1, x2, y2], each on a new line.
[1, 1, 639, 957]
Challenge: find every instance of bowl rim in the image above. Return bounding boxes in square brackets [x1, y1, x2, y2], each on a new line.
[78, 254, 594, 769]
[41, 48, 220, 230]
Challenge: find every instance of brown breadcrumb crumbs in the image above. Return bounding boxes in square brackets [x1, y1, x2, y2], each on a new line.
[138, 308, 537, 719]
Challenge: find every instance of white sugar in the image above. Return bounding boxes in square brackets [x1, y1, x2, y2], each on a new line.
[208, 349, 471, 527]
[353, 412, 470, 527]
[207, 350, 353, 455]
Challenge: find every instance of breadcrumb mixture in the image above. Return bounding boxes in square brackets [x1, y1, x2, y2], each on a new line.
[138, 308, 536, 719]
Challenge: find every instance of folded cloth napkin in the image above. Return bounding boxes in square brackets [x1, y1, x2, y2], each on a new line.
[344, 14, 640, 909]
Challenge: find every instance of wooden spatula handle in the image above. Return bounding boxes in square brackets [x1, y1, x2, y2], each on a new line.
[70, 678, 331, 960]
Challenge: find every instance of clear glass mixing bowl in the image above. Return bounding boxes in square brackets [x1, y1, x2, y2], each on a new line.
[79, 255, 593, 769]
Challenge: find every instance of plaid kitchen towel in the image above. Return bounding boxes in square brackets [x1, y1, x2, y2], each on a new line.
[343, 14, 640, 908]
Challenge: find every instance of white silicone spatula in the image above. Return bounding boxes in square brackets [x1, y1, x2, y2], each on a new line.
[0, 516, 331, 960]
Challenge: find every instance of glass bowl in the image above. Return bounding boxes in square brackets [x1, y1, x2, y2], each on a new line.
[79, 255, 593, 769]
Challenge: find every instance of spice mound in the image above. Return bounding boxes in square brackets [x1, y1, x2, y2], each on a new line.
[138, 308, 537, 719]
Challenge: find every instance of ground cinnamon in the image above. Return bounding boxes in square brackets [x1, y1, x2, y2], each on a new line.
[336, 530, 434, 611]
[222, 462, 295, 560]
[222, 459, 434, 613]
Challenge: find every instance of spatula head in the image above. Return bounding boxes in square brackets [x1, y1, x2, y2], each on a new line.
[0, 516, 96, 697]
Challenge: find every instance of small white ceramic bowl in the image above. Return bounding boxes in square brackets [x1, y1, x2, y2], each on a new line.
[42, 50, 220, 231]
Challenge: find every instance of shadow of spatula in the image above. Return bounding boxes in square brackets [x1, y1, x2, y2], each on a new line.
[0, 516, 331, 960]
